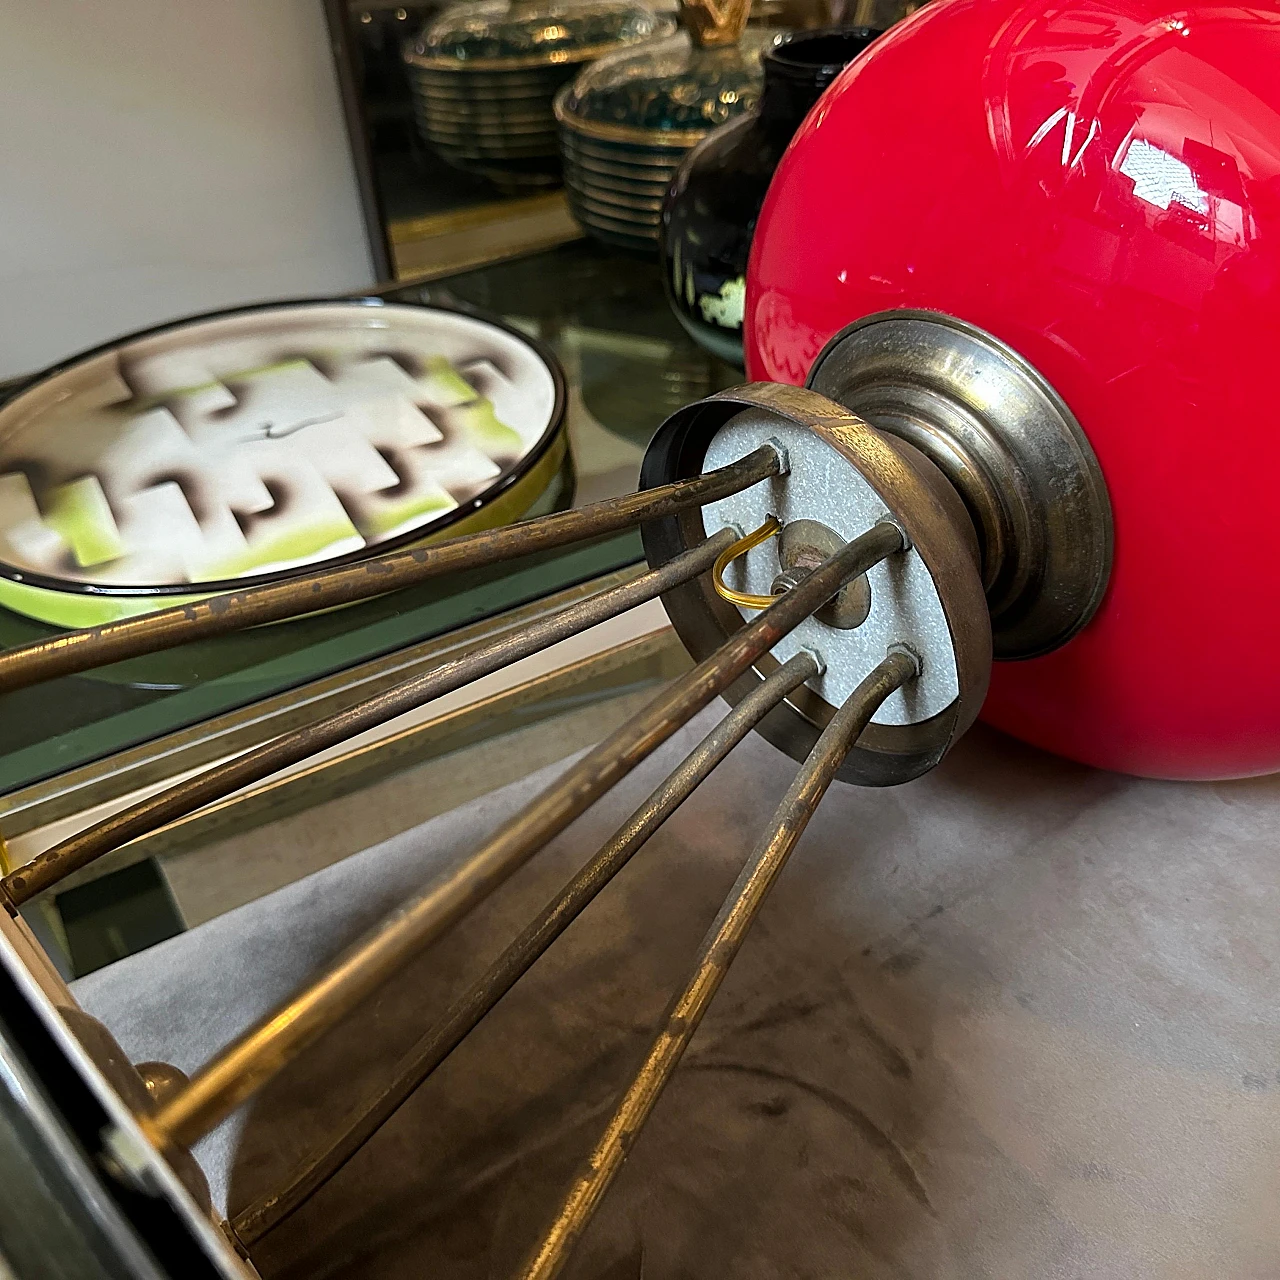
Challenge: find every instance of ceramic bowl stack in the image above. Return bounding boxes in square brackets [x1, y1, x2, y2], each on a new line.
[405, 0, 675, 189]
[556, 29, 770, 250]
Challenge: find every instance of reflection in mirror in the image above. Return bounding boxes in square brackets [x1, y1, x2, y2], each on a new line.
[325, 0, 927, 281]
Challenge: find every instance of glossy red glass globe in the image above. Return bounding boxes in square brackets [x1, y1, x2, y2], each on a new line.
[746, 0, 1280, 779]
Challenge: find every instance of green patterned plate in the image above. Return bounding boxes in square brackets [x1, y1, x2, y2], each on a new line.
[0, 299, 567, 628]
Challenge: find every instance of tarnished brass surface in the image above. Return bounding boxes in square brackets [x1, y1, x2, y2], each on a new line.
[640, 381, 991, 786]
[33, 632, 687, 918]
[136, 1061, 191, 1110]
[518, 649, 917, 1279]
[232, 651, 819, 1247]
[57, 1007, 213, 1216]
[808, 310, 1113, 659]
[136, 522, 902, 1151]
[0, 446, 780, 696]
[0, 568, 664, 853]
[1, 531, 737, 908]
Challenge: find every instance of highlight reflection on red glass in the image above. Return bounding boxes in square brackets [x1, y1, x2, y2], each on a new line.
[747, 0, 1280, 780]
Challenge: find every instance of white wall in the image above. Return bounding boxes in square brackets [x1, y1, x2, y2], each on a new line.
[0, 0, 375, 379]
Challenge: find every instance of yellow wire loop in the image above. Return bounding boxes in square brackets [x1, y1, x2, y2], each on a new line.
[712, 515, 782, 610]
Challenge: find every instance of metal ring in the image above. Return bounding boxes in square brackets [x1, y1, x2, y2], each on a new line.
[638, 382, 992, 787]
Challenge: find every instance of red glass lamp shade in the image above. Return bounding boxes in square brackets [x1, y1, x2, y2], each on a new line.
[746, 0, 1280, 779]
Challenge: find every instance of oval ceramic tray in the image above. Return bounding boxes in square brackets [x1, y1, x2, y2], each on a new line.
[0, 298, 567, 628]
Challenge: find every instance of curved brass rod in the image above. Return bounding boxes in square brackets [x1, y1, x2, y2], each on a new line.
[136, 521, 904, 1152]
[518, 647, 919, 1280]
[0, 445, 781, 696]
[231, 650, 820, 1248]
[712, 515, 781, 611]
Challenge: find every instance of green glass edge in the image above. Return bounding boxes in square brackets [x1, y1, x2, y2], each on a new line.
[1, 530, 642, 792]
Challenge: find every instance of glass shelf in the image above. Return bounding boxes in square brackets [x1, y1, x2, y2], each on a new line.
[0, 239, 739, 799]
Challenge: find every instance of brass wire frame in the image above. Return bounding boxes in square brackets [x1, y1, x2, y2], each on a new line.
[232, 650, 823, 1246]
[0, 445, 782, 697]
[0, 445, 916, 1277]
[0, 530, 740, 908]
[519, 649, 918, 1280]
[141, 520, 904, 1152]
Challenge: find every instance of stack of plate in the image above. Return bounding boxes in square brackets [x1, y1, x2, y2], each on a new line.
[556, 30, 769, 251]
[405, 0, 675, 188]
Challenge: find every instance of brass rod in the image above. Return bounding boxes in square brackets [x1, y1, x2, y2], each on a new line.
[232, 650, 820, 1246]
[0, 446, 781, 696]
[518, 648, 918, 1280]
[2, 529, 738, 908]
[141, 521, 905, 1151]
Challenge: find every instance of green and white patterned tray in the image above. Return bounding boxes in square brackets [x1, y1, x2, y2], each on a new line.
[0, 299, 567, 627]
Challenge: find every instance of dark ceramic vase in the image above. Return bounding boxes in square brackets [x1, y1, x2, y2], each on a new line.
[659, 26, 882, 366]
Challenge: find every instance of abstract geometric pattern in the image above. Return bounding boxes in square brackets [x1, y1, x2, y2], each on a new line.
[0, 349, 528, 588]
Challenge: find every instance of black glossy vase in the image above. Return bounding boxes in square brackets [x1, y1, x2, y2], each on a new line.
[659, 26, 882, 366]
